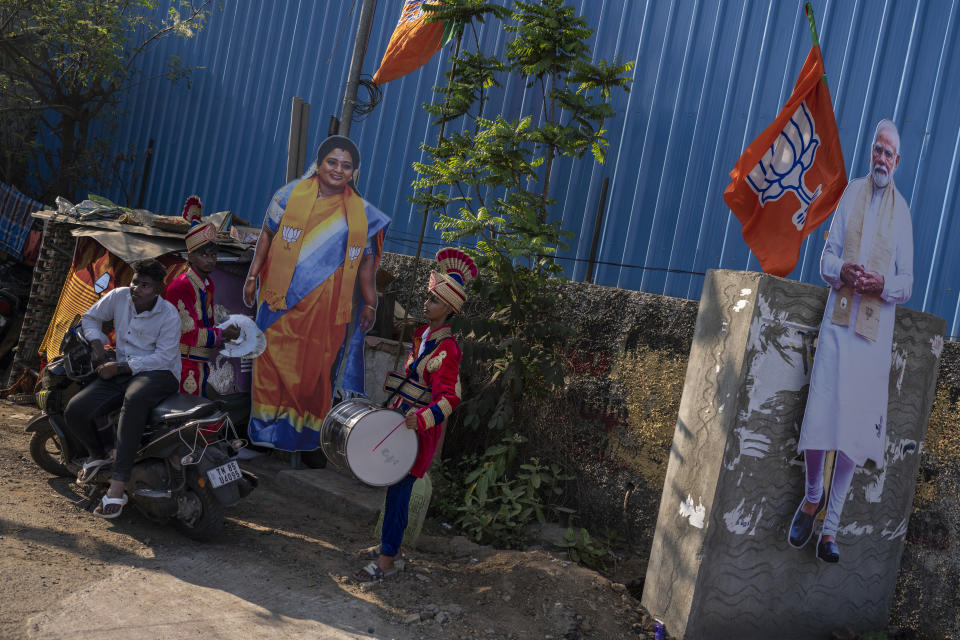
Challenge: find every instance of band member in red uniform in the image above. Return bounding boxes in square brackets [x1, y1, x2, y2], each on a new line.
[164, 196, 240, 396]
[354, 248, 477, 582]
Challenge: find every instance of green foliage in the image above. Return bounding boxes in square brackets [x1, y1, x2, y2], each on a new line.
[438, 435, 569, 548]
[424, 0, 511, 26]
[418, 0, 631, 548]
[0, 0, 211, 201]
[415, 0, 631, 442]
[556, 526, 613, 571]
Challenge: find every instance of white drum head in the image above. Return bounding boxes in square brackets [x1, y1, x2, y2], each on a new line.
[345, 409, 418, 486]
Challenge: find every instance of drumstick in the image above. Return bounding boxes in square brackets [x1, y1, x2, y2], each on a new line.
[371, 420, 406, 453]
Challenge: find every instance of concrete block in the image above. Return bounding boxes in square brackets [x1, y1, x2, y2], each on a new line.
[274, 467, 384, 523]
[364, 336, 411, 405]
[641, 269, 944, 639]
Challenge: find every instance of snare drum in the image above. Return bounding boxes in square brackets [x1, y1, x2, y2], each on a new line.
[320, 399, 418, 486]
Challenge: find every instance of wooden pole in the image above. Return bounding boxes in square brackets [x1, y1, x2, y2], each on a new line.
[297, 101, 311, 176]
[135, 139, 155, 209]
[286, 97, 305, 183]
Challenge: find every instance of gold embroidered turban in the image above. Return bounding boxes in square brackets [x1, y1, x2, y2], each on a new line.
[182, 195, 217, 252]
[428, 248, 477, 313]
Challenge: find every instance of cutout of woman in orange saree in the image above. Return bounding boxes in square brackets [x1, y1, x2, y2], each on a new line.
[243, 136, 390, 451]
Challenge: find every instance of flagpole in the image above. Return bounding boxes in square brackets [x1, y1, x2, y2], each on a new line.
[804, 2, 828, 87]
[803, 2, 819, 47]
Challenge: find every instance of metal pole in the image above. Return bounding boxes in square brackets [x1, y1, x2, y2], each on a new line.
[329, 0, 377, 404]
[339, 0, 377, 137]
[585, 177, 610, 283]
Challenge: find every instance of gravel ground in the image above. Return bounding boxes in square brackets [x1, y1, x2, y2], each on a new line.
[0, 399, 661, 639]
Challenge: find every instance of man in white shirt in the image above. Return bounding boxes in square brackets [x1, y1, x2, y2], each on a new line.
[64, 259, 181, 518]
[788, 119, 914, 563]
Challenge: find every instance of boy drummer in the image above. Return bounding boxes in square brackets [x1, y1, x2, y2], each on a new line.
[354, 248, 476, 582]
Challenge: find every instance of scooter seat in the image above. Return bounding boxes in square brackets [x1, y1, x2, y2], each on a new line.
[151, 394, 219, 424]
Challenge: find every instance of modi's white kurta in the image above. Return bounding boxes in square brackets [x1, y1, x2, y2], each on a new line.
[797, 176, 914, 468]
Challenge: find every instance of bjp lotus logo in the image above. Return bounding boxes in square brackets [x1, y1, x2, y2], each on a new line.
[281, 225, 303, 247]
[93, 272, 110, 295]
[348, 246, 362, 261]
[746, 102, 823, 231]
[399, 0, 425, 23]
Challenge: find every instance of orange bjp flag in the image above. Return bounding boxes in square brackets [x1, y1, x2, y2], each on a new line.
[723, 45, 847, 277]
[372, 1, 450, 85]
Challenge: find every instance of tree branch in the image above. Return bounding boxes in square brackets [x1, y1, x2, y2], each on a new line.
[0, 0, 31, 34]
[0, 103, 81, 117]
[455, 182, 476, 216]
[0, 41, 59, 94]
[123, 0, 211, 74]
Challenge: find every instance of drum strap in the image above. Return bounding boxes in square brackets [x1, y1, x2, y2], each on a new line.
[381, 339, 447, 408]
[383, 372, 431, 407]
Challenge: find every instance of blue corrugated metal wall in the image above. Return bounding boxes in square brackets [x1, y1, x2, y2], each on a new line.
[112, 0, 960, 333]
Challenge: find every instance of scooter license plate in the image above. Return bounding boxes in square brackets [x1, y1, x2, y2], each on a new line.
[207, 460, 242, 488]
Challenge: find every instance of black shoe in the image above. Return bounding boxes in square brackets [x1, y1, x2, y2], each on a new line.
[787, 491, 825, 548]
[816, 535, 840, 563]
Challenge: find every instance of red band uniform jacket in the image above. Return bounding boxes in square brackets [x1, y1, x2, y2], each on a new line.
[392, 324, 462, 478]
[164, 266, 223, 396]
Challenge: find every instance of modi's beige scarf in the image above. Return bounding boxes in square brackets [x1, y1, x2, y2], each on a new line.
[830, 175, 897, 341]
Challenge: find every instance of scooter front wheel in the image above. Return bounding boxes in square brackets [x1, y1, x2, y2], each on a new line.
[28, 417, 72, 478]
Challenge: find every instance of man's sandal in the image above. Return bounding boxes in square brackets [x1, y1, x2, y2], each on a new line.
[93, 493, 128, 519]
[77, 458, 112, 485]
[353, 562, 398, 583]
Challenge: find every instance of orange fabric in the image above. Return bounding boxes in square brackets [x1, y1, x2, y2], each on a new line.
[723, 45, 847, 277]
[372, 1, 445, 85]
[335, 187, 370, 324]
[260, 177, 318, 310]
[260, 179, 367, 317]
[39, 237, 184, 359]
[252, 267, 347, 433]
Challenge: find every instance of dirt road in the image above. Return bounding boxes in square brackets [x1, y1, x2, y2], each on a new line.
[0, 400, 655, 639]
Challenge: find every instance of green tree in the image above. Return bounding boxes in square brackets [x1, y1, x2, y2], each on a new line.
[416, 0, 632, 441]
[416, 0, 632, 545]
[0, 0, 210, 202]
